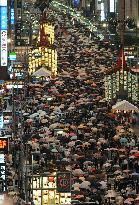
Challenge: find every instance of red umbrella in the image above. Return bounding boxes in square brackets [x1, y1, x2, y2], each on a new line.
[109, 113, 116, 119]
[133, 153, 139, 158]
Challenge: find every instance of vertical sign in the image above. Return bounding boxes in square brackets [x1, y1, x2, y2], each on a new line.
[15, 0, 22, 46]
[110, 0, 115, 12]
[1, 31, 7, 67]
[0, 0, 7, 67]
[10, 0, 15, 25]
[101, 3, 105, 21]
[0, 143, 8, 193]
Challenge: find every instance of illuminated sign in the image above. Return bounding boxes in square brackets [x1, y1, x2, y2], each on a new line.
[0, 1, 7, 68]
[1, 30, 7, 66]
[110, 0, 115, 12]
[57, 172, 71, 193]
[0, 194, 4, 202]
[0, 155, 4, 163]
[10, 8, 15, 24]
[0, 138, 8, 153]
[0, 163, 6, 192]
[0, 0, 7, 6]
[0, 115, 3, 129]
[101, 3, 105, 21]
[0, 7, 7, 30]
[73, 0, 80, 7]
[9, 52, 16, 60]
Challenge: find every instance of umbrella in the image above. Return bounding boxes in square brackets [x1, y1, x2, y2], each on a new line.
[74, 195, 84, 199]
[103, 162, 111, 168]
[71, 136, 77, 140]
[80, 181, 91, 189]
[23, 113, 30, 116]
[32, 68, 51, 77]
[29, 113, 39, 118]
[73, 169, 84, 176]
[105, 190, 117, 198]
[114, 170, 122, 175]
[131, 172, 139, 176]
[68, 141, 75, 147]
[73, 183, 80, 188]
[133, 153, 139, 157]
[120, 137, 128, 144]
[99, 181, 107, 189]
[41, 119, 48, 123]
[124, 198, 134, 203]
[69, 132, 77, 137]
[26, 119, 33, 123]
[51, 148, 58, 153]
[112, 100, 139, 112]
[135, 197, 139, 201]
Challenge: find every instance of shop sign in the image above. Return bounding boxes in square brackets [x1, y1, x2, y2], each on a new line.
[0, 7, 7, 30]
[110, 0, 115, 12]
[0, 0, 7, 6]
[10, 8, 15, 25]
[0, 116, 3, 129]
[9, 52, 16, 61]
[1, 30, 7, 66]
[0, 138, 8, 153]
[57, 172, 71, 193]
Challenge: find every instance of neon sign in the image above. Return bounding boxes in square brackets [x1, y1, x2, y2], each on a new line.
[0, 138, 8, 153]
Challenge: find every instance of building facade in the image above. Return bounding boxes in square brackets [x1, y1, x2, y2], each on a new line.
[124, 0, 139, 28]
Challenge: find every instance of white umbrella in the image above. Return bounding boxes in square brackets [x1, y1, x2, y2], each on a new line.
[112, 100, 139, 112]
[32, 67, 51, 77]
[41, 119, 48, 123]
[29, 113, 39, 118]
[99, 181, 107, 189]
[73, 183, 80, 188]
[23, 113, 29, 116]
[51, 148, 58, 153]
[73, 169, 84, 176]
[80, 181, 91, 189]
[103, 162, 111, 168]
[68, 141, 75, 147]
[26, 119, 33, 123]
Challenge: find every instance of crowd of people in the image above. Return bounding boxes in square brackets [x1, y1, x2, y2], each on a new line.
[4, 5, 139, 205]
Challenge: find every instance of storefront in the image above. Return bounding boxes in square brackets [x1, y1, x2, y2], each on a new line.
[27, 173, 71, 205]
